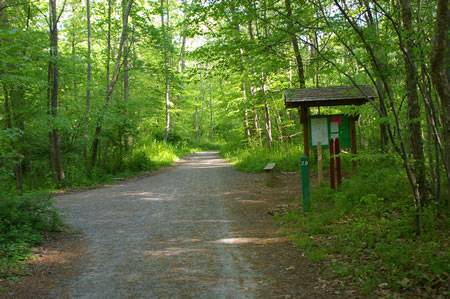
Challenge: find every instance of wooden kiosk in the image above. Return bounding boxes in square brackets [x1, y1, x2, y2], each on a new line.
[284, 86, 376, 161]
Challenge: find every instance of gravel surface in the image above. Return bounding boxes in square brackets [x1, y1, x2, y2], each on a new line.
[3, 151, 347, 298]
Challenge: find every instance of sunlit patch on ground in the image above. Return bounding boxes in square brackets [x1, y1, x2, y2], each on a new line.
[143, 247, 206, 257]
[173, 219, 235, 224]
[213, 237, 287, 245]
[235, 199, 267, 204]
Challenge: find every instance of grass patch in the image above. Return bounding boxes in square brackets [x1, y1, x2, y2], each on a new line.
[278, 155, 449, 297]
[0, 192, 64, 279]
[220, 142, 303, 172]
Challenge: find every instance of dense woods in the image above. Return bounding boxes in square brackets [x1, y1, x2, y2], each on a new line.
[0, 0, 448, 295]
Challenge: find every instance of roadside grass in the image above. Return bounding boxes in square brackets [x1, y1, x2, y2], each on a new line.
[61, 138, 195, 189]
[220, 142, 304, 172]
[0, 192, 64, 280]
[25, 137, 220, 191]
[277, 155, 449, 297]
[220, 140, 356, 174]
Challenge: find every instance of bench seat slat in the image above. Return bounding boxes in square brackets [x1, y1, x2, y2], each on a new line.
[264, 163, 276, 171]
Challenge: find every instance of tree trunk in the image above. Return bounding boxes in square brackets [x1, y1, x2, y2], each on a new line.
[84, 0, 91, 160]
[232, 8, 252, 143]
[254, 110, 262, 146]
[123, 0, 129, 151]
[177, 9, 187, 73]
[2, 3, 25, 191]
[106, 0, 112, 89]
[195, 104, 198, 139]
[209, 84, 213, 143]
[3, 87, 22, 192]
[48, 0, 65, 184]
[263, 76, 272, 149]
[161, 0, 170, 142]
[244, 109, 251, 142]
[91, 0, 134, 168]
[242, 81, 251, 142]
[333, 0, 423, 233]
[400, 0, 428, 206]
[3, 87, 11, 130]
[285, 0, 305, 88]
[430, 0, 450, 204]
[264, 102, 272, 149]
[363, 3, 389, 151]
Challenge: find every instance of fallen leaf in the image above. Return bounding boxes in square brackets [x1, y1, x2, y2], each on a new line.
[397, 277, 409, 288]
[378, 282, 389, 289]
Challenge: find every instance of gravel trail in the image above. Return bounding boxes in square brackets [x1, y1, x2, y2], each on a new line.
[50, 151, 337, 298]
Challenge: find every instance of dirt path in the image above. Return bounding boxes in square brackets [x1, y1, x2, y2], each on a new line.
[3, 151, 348, 298]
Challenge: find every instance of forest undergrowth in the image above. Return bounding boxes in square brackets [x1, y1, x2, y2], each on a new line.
[223, 144, 449, 297]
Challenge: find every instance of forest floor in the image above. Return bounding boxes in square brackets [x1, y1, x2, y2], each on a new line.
[0, 151, 361, 298]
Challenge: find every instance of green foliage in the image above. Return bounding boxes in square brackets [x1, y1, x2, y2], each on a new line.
[125, 137, 189, 171]
[0, 0, 447, 294]
[279, 157, 449, 295]
[0, 192, 63, 278]
[221, 141, 303, 173]
[0, 129, 22, 185]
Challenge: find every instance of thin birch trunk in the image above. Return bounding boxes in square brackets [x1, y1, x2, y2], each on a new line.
[209, 84, 213, 143]
[84, 0, 91, 160]
[91, 0, 134, 167]
[162, 0, 170, 142]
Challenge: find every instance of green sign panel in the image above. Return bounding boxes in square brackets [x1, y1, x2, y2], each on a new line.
[309, 115, 350, 148]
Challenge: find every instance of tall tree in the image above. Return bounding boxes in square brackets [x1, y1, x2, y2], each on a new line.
[285, 0, 305, 88]
[84, 0, 92, 159]
[209, 83, 213, 142]
[430, 0, 450, 204]
[48, 0, 65, 184]
[91, 0, 134, 168]
[161, 0, 170, 142]
[400, 0, 428, 206]
[0, 0, 24, 192]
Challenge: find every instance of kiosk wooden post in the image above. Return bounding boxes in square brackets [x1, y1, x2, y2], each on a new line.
[299, 107, 310, 157]
[335, 138, 342, 190]
[350, 116, 357, 171]
[317, 141, 323, 184]
[329, 138, 336, 191]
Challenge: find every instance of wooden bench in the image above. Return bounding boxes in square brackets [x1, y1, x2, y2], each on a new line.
[264, 163, 276, 186]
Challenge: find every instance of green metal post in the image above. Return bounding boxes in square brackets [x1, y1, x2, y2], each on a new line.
[300, 156, 311, 212]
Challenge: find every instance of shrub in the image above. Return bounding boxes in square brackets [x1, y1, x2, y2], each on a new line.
[0, 192, 63, 277]
[125, 149, 153, 171]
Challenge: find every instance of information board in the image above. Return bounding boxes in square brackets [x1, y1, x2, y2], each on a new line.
[311, 118, 328, 147]
[309, 115, 350, 148]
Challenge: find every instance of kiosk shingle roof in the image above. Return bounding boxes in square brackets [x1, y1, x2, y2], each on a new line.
[284, 85, 376, 108]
